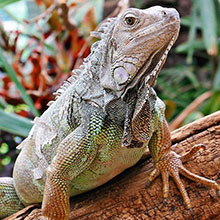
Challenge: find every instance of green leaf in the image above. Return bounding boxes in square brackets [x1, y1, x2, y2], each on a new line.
[2, 8, 22, 23]
[0, 109, 33, 137]
[186, 1, 198, 64]
[0, 143, 9, 154]
[0, 0, 21, 8]
[183, 111, 204, 125]
[213, 58, 220, 91]
[0, 46, 39, 116]
[181, 16, 201, 28]
[72, 0, 103, 26]
[184, 69, 200, 88]
[209, 92, 220, 113]
[1, 156, 11, 166]
[176, 39, 205, 53]
[202, 92, 220, 114]
[198, 0, 218, 56]
[0, 97, 7, 108]
[93, 0, 104, 23]
[180, 17, 192, 27]
[72, 2, 94, 26]
[134, 0, 142, 8]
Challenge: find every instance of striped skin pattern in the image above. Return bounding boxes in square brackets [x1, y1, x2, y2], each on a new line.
[0, 6, 220, 220]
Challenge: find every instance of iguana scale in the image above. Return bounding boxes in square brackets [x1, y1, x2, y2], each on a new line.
[0, 6, 219, 220]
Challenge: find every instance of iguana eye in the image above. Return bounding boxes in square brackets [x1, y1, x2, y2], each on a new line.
[161, 10, 167, 17]
[124, 16, 137, 26]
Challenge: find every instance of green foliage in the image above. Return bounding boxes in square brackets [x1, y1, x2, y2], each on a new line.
[0, 143, 9, 154]
[199, 0, 218, 56]
[0, 0, 104, 138]
[0, 0, 21, 8]
[186, 0, 199, 63]
[182, 111, 204, 125]
[0, 108, 33, 137]
[158, 65, 205, 120]
[177, 0, 219, 58]
[213, 58, 220, 91]
[0, 97, 7, 108]
[73, 0, 104, 25]
[0, 46, 39, 116]
[159, 0, 220, 123]
[1, 156, 11, 166]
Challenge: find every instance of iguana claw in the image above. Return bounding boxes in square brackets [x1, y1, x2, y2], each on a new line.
[147, 145, 220, 210]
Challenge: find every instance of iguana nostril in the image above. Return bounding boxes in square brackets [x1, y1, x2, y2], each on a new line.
[168, 8, 180, 22]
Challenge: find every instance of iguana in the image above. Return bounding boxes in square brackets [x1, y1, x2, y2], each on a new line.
[0, 6, 219, 220]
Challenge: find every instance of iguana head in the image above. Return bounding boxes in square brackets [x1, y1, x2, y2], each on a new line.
[97, 6, 180, 99]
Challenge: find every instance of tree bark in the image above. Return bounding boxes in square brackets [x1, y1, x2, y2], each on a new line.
[4, 111, 220, 220]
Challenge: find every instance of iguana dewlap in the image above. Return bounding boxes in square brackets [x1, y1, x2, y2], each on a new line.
[0, 6, 219, 220]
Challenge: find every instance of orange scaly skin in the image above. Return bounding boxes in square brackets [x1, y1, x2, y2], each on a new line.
[0, 6, 219, 220]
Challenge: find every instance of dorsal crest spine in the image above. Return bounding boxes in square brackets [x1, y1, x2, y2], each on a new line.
[49, 17, 117, 104]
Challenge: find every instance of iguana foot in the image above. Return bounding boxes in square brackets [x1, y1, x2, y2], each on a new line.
[146, 144, 220, 210]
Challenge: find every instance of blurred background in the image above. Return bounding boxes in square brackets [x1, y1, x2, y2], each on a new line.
[0, 0, 220, 176]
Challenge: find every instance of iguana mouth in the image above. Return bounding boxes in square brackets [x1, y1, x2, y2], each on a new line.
[121, 33, 177, 100]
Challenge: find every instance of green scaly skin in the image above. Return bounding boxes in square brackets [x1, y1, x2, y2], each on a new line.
[1, 6, 220, 220]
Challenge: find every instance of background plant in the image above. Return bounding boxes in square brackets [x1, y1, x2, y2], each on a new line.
[0, 0, 103, 175]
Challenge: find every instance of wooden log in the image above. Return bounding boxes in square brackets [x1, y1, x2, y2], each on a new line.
[4, 111, 220, 220]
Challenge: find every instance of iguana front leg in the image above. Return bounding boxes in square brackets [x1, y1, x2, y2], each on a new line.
[42, 112, 103, 220]
[147, 104, 220, 211]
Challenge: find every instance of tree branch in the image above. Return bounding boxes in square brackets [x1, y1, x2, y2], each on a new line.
[169, 91, 213, 131]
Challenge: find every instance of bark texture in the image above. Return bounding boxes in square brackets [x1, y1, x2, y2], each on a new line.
[4, 111, 220, 220]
